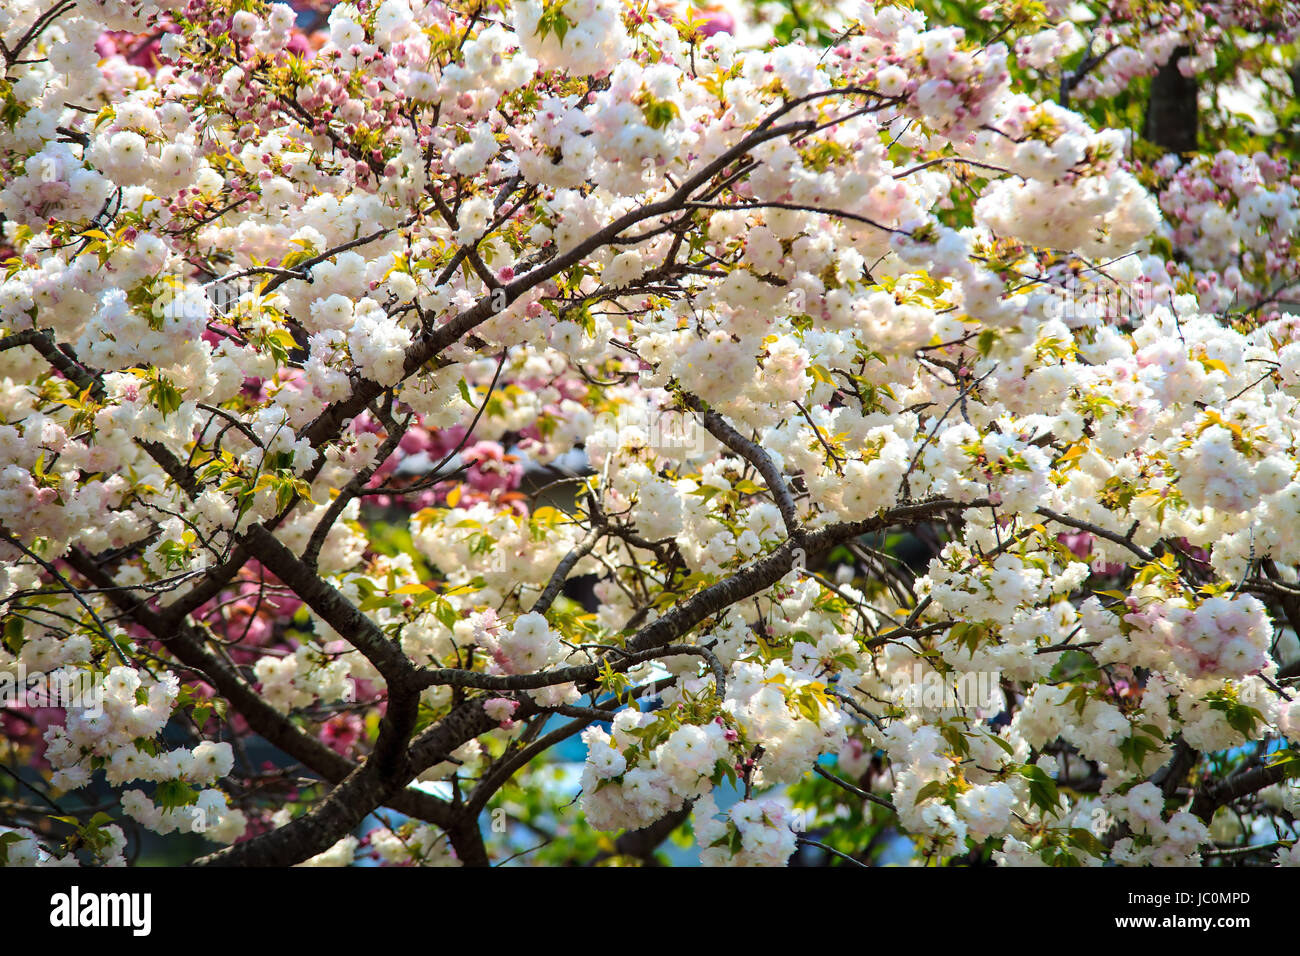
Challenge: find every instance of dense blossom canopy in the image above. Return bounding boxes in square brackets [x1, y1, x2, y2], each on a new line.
[2, 0, 1300, 867]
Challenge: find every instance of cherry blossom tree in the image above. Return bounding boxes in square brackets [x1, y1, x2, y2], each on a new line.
[1, 0, 1300, 867]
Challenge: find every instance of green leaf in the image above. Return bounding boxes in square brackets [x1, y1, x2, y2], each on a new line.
[1016, 765, 1062, 817]
[146, 373, 185, 415]
[432, 598, 459, 631]
[940, 724, 971, 758]
[986, 733, 1015, 757]
[1066, 827, 1106, 858]
[154, 779, 198, 811]
[914, 780, 947, 805]
[0, 830, 23, 866]
[3, 616, 24, 655]
[808, 364, 836, 385]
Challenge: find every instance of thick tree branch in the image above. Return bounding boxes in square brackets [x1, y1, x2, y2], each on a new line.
[681, 392, 799, 536]
[241, 524, 415, 686]
[1190, 761, 1288, 823]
